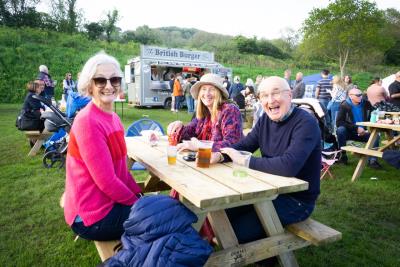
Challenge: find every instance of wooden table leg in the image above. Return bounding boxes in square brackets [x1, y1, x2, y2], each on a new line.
[207, 210, 239, 248]
[351, 128, 379, 182]
[28, 139, 44, 156]
[127, 157, 135, 170]
[254, 200, 299, 267]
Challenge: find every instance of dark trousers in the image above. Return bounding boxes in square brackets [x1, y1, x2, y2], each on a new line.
[71, 203, 132, 241]
[225, 194, 314, 244]
[174, 96, 183, 110]
[336, 126, 380, 161]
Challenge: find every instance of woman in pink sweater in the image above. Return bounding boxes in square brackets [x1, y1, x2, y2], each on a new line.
[64, 53, 142, 241]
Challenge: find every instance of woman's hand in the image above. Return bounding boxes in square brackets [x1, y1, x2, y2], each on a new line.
[167, 121, 183, 136]
[177, 137, 199, 152]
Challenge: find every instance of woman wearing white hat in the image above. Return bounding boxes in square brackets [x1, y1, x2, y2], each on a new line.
[167, 73, 243, 156]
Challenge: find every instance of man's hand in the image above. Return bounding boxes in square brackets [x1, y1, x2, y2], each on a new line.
[357, 127, 366, 136]
[167, 121, 183, 136]
[220, 148, 250, 166]
[210, 152, 222, 164]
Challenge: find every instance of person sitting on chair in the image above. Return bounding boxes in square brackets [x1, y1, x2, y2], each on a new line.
[336, 88, 381, 168]
[210, 76, 321, 250]
[63, 52, 143, 241]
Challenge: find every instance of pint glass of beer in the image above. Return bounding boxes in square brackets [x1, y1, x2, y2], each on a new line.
[167, 145, 177, 165]
[196, 140, 213, 168]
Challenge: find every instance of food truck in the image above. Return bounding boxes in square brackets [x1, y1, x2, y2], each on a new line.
[125, 45, 232, 108]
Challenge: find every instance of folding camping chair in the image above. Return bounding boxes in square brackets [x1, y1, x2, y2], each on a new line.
[321, 150, 342, 180]
[125, 119, 165, 170]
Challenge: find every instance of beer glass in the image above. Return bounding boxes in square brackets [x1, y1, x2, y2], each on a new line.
[196, 140, 213, 168]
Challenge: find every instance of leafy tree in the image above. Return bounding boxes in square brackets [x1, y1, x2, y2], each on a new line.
[120, 30, 135, 43]
[49, 0, 80, 33]
[301, 0, 394, 76]
[134, 25, 161, 45]
[84, 22, 104, 40]
[0, 0, 41, 27]
[102, 8, 119, 43]
[234, 35, 285, 59]
[383, 8, 400, 65]
[234, 35, 258, 54]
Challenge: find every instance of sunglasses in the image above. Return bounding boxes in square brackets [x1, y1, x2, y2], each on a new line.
[92, 77, 122, 88]
[350, 93, 362, 97]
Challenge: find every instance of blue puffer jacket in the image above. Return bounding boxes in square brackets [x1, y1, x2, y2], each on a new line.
[106, 195, 213, 267]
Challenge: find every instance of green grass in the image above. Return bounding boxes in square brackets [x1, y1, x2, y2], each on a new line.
[0, 103, 399, 266]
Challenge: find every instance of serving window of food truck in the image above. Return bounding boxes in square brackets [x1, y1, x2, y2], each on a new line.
[125, 45, 232, 108]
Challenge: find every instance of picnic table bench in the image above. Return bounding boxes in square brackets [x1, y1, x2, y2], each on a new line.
[341, 122, 400, 182]
[24, 130, 52, 156]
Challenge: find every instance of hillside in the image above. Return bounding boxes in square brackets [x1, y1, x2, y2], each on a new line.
[0, 26, 139, 102]
[1, 26, 397, 103]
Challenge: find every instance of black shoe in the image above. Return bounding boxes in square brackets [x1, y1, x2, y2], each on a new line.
[368, 160, 382, 169]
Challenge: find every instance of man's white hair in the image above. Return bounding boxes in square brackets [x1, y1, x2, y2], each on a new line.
[39, 65, 48, 74]
[77, 52, 124, 96]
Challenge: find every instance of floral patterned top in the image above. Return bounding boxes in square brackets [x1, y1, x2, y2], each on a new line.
[174, 103, 243, 151]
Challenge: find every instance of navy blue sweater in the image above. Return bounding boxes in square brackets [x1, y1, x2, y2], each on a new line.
[232, 107, 321, 203]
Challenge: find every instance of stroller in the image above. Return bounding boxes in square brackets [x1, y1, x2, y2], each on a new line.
[33, 95, 72, 168]
[292, 98, 339, 151]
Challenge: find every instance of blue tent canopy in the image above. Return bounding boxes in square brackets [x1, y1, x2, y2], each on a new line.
[302, 73, 333, 98]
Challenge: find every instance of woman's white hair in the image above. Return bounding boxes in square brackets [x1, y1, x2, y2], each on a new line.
[39, 65, 48, 74]
[77, 52, 124, 96]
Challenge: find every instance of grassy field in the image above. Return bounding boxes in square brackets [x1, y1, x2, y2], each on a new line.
[0, 103, 399, 267]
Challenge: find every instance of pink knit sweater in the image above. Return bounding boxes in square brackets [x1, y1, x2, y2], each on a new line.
[64, 102, 141, 226]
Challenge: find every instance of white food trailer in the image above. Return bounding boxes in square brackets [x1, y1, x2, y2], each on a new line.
[125, 45, 232, 108]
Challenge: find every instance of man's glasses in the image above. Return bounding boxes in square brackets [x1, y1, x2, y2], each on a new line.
[350, 93, 362, 97]
[259, 89, 289, 101]
[92, 77, 122, 88]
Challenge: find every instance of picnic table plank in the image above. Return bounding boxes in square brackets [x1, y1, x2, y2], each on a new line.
[126, 137, 240, 209]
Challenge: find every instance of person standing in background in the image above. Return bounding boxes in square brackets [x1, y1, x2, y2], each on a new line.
[388, 71, 400, 108]
[292, 72, 305, 99]
[344, 75, 356, 92]
[366, 77, 388, 106]
[254, 75, 263, 93]
[316, 69, 332, 127]
[184, 76, 195, 114]
[169, 74, 176, 112]
[229, 76, 244, 99]
[37, 65, 55, 100]
[63, 72, 76, 102]
[284, 69, 293, 89]
[223, 76, 231, 93]
[173, 75, 184, 112]
[328, 75, 347, 131]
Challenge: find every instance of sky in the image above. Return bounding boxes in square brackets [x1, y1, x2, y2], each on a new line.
[38, 0, 400, 40]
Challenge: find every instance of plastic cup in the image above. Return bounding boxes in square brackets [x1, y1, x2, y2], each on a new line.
[167, 145, 177, 165]
[196, 140, 213, 168]
[232, 151, 252, 178]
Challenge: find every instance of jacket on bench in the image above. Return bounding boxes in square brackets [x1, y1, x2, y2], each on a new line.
[106, 195, 212, 267]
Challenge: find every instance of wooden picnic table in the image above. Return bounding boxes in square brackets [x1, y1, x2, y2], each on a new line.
[125, 136, 313, 266]
[341, 121, 400, 182]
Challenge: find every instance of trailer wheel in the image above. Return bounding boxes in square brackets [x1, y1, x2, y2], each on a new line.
[164, 98, 172, 110]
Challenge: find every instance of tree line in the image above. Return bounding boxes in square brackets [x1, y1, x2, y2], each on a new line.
[1, 0, 399, 75]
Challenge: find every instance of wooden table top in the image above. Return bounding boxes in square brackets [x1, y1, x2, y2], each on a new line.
[357, 121, 400, 131]
[125, 136, 308, 209]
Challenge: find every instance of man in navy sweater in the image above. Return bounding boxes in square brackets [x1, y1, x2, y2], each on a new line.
[213, 76, 321, 244]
